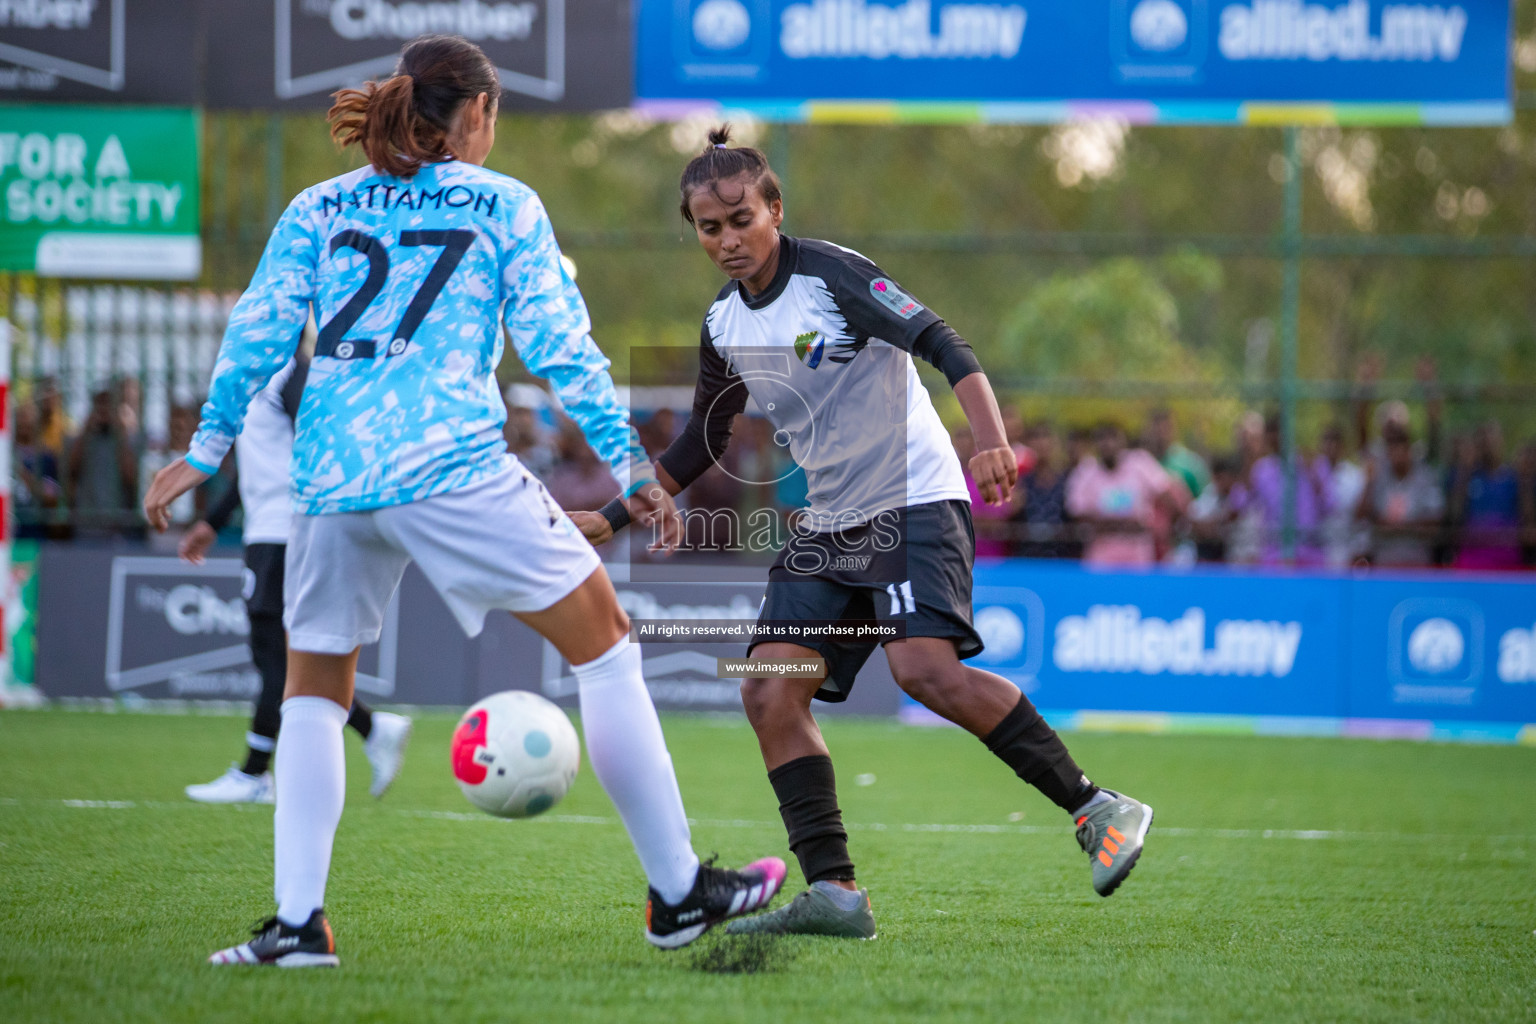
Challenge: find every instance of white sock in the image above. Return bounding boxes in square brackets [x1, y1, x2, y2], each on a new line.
[575, 638, 699, 905]
[274, 696, 348, 927]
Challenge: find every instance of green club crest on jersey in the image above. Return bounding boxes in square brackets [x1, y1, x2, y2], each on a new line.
[794, 331, 825, 368]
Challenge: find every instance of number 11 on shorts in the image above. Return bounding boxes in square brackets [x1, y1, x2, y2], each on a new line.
[886, 581, 914, 615]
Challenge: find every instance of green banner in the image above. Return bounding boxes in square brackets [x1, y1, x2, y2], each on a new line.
[0, 105, 200, 279]
[7, 539, 40, 688]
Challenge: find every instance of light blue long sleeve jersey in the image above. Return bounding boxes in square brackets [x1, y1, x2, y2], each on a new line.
[186, 160, 653, 515]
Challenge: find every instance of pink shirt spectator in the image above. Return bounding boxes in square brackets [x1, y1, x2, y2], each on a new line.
[1066, 449, 1174, 565]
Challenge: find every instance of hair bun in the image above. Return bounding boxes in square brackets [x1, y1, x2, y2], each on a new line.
[704, 124, 733, 151]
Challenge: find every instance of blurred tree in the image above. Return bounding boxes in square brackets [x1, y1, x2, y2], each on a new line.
[987, 253, 1240, 447]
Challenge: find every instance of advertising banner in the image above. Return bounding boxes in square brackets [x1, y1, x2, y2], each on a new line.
[0, 1, 633, 110]
[637, 0, 1512, 124]
[35, 546, 900, 715]
[969, 561, 1536, 735]
[1344, 576, 1536, 735]
[35, 543, 1534, 736]
[203, 0, 633, 111]
[0, 0, 198, 104]
[38, 549, 398, 701]
[7, 538, 40, 687]
[0, 104, 200, 279]
[971, 560, 1346, 718]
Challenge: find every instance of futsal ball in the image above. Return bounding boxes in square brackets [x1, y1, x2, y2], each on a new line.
[450, 691, 580, 818]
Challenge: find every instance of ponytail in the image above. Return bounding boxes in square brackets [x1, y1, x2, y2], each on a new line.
[327, 34, 500, 179]
[680, 124, 783, 224]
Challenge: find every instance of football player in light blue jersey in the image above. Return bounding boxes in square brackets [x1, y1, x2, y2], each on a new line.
[144, 35, 784, 967]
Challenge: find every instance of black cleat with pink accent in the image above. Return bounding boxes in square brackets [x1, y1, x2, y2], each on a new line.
[645, 856, 787, 949]
[208, 910, 339, 967]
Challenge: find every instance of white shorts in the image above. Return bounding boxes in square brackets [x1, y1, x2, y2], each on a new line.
[284, 467, 600, 655]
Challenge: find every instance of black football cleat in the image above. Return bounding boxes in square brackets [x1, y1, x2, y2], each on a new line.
[644, 856, 787, 949]
[208, 910, 339, 967]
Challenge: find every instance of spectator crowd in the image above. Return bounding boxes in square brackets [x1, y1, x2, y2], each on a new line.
[968, 404, 1536, 571]
[13, 372, 1536, 572]
[13, 375, 207, 540]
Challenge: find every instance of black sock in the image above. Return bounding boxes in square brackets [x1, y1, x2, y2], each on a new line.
[768, 754, 856, 885]
[347, 701, 373, 740]
[241, 745, 272, 776]
[982, 694, 1097, 811]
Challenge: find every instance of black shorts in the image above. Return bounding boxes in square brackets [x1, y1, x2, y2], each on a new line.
[243, 543, 286, 618]
[747, 500, 983, 703]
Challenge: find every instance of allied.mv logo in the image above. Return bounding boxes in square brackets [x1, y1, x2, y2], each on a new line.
[693, 0, 752, 51]
[1388, 597, 1484, 702]
[1407, 618, 1465, 675]
[975, 606, 1025, 662]
[1112, 0, 1206, 82]
[1129, 0, 1188, 52]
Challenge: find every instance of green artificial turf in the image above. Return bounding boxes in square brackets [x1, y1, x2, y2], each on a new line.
[1, 708, 1533, 1023]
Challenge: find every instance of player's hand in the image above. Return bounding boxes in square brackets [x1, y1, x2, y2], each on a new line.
[143, 458, 209, 533]
[569, 510, 614, 546]
[179, 520, 218, 564]
[625, 481, 682, 555]
[969, 446, 1018, 506]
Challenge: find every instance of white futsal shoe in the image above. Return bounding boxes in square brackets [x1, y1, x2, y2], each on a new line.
[364, 711, 413, 798]
[186, 764, 275, 804]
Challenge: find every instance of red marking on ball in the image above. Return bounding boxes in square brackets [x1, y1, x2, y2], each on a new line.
[450, 711, 489, 785]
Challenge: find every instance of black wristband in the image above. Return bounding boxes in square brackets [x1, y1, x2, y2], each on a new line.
[598, 496, 631, 535]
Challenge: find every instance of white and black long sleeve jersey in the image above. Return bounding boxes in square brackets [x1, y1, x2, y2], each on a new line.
[204, 359, 304, 544]
[658, 235, 980, 531]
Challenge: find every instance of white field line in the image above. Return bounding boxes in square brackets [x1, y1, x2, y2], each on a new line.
[1, 797, 1527, 844]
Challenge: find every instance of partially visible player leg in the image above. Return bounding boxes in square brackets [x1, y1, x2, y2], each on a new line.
[209, 649, 355, 967]
[187, 543, 291, 804]
[348, 696, 413, 799]
[346, 701, 372, 737]
[884, 637, 1152, 896]
[515, 565, 784, 948]
[725, 643, 876, 938]
[186, 610, 284, 804]
[209, 508, 409, 967]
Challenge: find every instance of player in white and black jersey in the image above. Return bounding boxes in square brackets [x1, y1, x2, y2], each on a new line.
[577, 127, 1152, 937]
[180, 354, 414, 804]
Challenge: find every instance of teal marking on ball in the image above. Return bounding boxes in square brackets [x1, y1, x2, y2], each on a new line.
[523, 730, 552, 757]
[526, 793, 554, 815]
